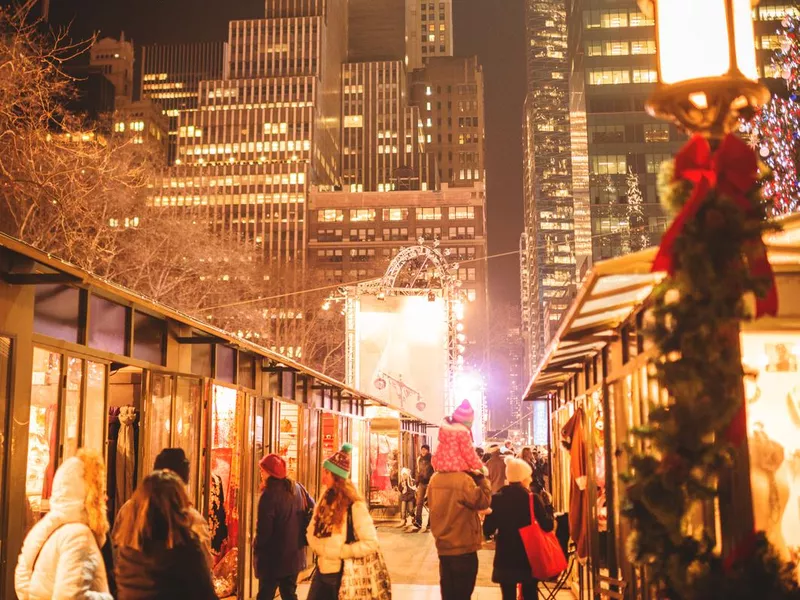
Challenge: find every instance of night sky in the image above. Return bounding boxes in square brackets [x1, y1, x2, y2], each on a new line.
[47, 0, 527, 307]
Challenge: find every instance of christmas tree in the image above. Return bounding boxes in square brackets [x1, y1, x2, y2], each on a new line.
[741, 14, 800, 214]
[626, 168, 649, 250]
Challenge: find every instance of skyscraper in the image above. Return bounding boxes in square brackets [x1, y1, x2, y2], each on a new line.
[140, 42, 226, 165]
[520, 0, 587, 370]
[152, 0, 347, 268]
[407, 0, 455, 69]
[411, 56, 486, 188]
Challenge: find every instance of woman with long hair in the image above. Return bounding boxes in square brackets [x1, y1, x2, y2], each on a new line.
[15, 449, 113, 600]
[113, 470, 217, 599]
[483, 457, 554, 600]
[306, 443, 379, 600]
[254, 453, 314, 600]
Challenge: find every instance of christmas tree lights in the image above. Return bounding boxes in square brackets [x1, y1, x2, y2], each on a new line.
[741, 15, 800, 214]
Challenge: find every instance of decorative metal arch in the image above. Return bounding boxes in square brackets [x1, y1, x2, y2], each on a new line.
[380, 243, 456, 290]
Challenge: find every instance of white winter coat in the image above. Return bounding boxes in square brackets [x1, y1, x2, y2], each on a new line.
[306, 498, 379, 574]
[15, 457, 112, 600]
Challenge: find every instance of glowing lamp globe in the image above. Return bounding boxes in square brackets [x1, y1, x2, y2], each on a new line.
[639, 0, 769, 137]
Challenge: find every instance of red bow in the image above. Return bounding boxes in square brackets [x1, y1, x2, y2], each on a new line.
[652, 133, 778, 319]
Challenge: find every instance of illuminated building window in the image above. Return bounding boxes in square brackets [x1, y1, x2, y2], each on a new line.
[551, 72, 564, 79]
[114, 122, 125, 132]
[349, 228, 376, 241]
[759, 35, 782, 50]
[383, 208, 408, 222]
[449, 206, 475, 220]
[759, 5, 798, 20]
[383, 227, 408, 241]
[588, 69, 630, 85]
[629, 11, 654, 26]
[448, 226, 475, 240]
[318, 209, 344, 223]
[646, 153, 672, 174]
[631, 40, 656, 55]
[632, 69, 658, 83]
[589, 125, 624, 143]
[644, 123, 670, 143]
[417, 207, 442, 220]
[344, 115, 363, 128]
[590, 155, 627, 175]
[605, 41, 629, 55]
[350, 209, 376, 222]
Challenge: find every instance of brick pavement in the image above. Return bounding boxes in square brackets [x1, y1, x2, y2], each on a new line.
[297, 524, 575, 599]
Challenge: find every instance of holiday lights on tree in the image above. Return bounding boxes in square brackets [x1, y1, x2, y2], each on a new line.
[741, 14, 800, 214]
[626, 168, 649, 250]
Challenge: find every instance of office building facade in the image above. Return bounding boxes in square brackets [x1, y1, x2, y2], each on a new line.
[140, 42, 226, 164]
[410, 56, 485, 188]
[520, 0, 586, 370]
[307, 182, 488, 349]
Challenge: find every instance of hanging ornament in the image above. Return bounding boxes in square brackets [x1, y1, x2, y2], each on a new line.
[760, 145, 771, 158]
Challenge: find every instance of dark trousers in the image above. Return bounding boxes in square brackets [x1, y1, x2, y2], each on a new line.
[500, 581, 538, 600]
[257, 574, 298, 600]
[439, 552, 479, 600]
[414, 483, 428, 525]
[306, 570, 342, 600]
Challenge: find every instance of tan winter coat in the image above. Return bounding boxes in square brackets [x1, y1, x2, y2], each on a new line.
[306, 498, 379, 574]
[428, 471, 492, 556]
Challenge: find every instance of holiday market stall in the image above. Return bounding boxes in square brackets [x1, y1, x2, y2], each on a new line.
[524, 214, 800, 599]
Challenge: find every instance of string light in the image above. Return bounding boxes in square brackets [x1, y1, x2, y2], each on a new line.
[741, 15, 800, 215]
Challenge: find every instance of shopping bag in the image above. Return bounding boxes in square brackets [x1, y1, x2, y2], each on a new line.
[339, 551, 392, 600]
[338, 505, 392, 600]
[518, 493, 567, 580]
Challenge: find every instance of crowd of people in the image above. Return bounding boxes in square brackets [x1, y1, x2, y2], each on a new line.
[13, 400, 557, 600]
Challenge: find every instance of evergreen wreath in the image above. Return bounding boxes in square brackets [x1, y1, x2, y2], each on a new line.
[621, 134, 800, 599]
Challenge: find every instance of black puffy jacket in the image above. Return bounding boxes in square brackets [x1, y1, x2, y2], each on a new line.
[254, 478, 307, 580]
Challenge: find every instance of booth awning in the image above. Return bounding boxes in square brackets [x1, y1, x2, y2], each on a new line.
[523, 213, 800, 402]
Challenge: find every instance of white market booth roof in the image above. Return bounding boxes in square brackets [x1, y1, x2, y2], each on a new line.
[523, 213, 800, 402]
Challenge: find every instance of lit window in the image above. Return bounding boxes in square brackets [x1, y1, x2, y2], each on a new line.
[588, 69, 630, 85]
[114, 122, 125, 132]
[604, 41, 629, 55]
[318, 209, 344, 223]
[382, 208, 408, 221]
[344, 115, 363, 128]
[350, 209, 376, 222]
[643, 123, 670, 143]
[590, 155, 627, 175]
[448, 206, 475, 220]
[416, 207, 442, 220]
[631, 40, 656, 55]
[646, 153, 671, 174]
[628, 11, 654, 26]
[632, 69, 657, 83]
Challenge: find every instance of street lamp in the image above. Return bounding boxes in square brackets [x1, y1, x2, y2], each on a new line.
[639, 0, 769, 137]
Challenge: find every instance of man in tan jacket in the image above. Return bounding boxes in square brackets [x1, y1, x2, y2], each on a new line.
[428, 470, 492, 599]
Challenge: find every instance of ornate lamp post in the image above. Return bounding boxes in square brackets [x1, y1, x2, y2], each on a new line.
[622, 2, 784, 594]
[640, 0, 769, 138]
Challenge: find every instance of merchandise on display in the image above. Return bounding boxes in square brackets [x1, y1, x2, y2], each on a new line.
[742, 332, 800, 577]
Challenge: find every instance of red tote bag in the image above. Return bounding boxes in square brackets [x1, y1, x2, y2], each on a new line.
[518, 493, 567, 580]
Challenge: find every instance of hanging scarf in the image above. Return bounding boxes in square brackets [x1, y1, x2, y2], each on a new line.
[115, 406, 137, 510]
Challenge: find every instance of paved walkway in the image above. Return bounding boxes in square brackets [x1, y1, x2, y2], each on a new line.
[297, 524, 575, 599]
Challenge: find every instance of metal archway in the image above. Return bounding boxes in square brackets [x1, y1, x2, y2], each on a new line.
[380, 243, 456, 290]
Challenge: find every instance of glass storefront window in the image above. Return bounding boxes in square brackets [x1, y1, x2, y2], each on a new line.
[278, 402, 300, 481]
[83, 362, 106, 454]
[27, 348, 61, 519]
[147, 374, 172, 471]
[174, 377, 202, 497]
[62, 357, 83, 461]
[369, 426, 400, 508]
[210, 385, 241, 597]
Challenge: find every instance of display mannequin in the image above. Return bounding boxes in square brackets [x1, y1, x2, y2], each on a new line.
[750, 423, 791, 560]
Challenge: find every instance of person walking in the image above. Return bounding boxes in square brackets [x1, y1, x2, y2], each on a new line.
[113, 447, 212, 567]
[428, 407, 492, 600]
[15, 449, 113, 600]
[485, 445, 507, 493]
[113, 470, 218, 599]
[483, 457, 555, 600]
[412, 444, 433, 530]
[254, 453, 312, 600]
[398, 467, 416, 528]
[306, 443, 380, 600]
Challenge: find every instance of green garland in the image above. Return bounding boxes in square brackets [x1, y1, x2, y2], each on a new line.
[622, 161, 800, 599]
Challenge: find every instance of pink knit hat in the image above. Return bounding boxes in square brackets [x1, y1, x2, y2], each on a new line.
[451, 400, 474, 428]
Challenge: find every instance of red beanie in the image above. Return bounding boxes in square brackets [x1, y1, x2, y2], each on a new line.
[259, 453, 287, 479]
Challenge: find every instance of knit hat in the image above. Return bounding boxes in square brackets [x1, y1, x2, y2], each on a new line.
[451, 400, 475, 428]
[323, 443, 353, 479]
[154, 448, 190, 484]
[505, 456, 533, 484]
[259, 453, 287, 479]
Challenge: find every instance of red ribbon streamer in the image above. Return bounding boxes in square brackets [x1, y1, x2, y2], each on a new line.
[652, 133, 778, 319]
